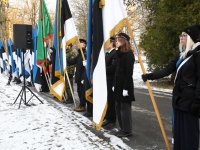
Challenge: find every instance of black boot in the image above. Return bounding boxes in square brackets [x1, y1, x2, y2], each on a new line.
[6, 81, 10, 85]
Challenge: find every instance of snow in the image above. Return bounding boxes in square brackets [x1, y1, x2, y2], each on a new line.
[0, 61, 172, 150]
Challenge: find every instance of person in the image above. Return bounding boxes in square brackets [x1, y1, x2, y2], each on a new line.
[141, 24, 200, 150]
[113, 33, 135, 137]
[63, 44, 76, 104]
[48, 46, 58, 86]
[67, 39, 87, 112]
[103, 36, 117, 130]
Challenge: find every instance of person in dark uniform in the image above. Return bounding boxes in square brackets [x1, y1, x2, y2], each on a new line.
[142, 24, 200, 150]
[67, 39, 87, 112]
[63, 44, 76, 104]
[48, 47, 57, 85]
[113, 33, 135, 137]
[103, 36, 117, 130]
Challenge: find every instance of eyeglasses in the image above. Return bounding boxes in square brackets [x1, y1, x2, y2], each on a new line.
[179, 34, 187, 39]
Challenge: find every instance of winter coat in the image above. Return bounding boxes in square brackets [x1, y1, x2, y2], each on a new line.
[105, 49, 117, 81]
[67, 49, 86, 83]
[66, 48, 76, 78]
[113, 48, 135, 102]
[149, 44, 200, 116]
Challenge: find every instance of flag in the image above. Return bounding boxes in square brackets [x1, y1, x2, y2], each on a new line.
[0, 40, 6, 73]
[92, 0, 107, 130]
[50, 0, 78, 100]
[61, 0, 78, 74]
[36, 0, 53, 67]
[102, 0, 127, 48]
[92, 0, 128, 130]
[50, 0, 65, 100]
[33, 25, 43, 91]
[85, 0, 93, 103]
[15, 49, 23, 76]
[7, 39, 15, 75]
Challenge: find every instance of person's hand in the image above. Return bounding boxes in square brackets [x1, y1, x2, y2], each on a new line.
[142, 73, 154, 82]
[112, 86, 114, 91]
[81, 80, 84, 84]
[141, 74, 148, 82]
[82, 60, 87, 66]
[122, 90, 128, 96]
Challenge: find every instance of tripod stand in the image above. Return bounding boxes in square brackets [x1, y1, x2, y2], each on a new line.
[13, 49, 43, 109]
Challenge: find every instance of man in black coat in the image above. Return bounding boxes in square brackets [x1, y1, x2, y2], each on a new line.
[103, 37, 117, 130]
[67, 39, 87, 112]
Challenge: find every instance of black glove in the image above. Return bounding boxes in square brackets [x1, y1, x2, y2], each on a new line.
[142, 73, 155, 82]
[142, 74, 148, 82]
[190, 99, 200, 116]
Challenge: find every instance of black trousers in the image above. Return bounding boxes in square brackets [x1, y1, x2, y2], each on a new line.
[77, 82, 86, 107]
[116, 101, 132, 132]
[173, 108, 199, 150]
[105, 79, 116, 122]
[86, 101, 93, 114]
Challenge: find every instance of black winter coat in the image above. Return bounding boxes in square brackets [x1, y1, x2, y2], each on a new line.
[67, 49, 86, 83]
[105, 49, 117, 81]
[113, 48, 135, 102]
[149, 45, 200, 116]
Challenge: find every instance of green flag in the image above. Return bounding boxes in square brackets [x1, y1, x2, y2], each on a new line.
[36, 0, 53, 67]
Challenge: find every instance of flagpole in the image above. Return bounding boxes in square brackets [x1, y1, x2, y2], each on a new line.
[40, 0, 51, 91]
[125, 18, 171, 150]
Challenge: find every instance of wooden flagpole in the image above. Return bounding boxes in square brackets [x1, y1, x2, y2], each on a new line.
[125, 18, 171, 150]
[77, 38, 86, 61]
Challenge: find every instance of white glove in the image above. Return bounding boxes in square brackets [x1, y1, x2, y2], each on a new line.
[82, 60, 87, 66]
[112, 86, 114, 91]
[81, 80, 84, 84]
[123, 90, 128, 97]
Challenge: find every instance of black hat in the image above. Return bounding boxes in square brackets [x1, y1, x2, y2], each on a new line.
[116, 33, 130, 41]
[79, 39, 87, 44]
[110, 36, 116, 42]
[182, 24, 200, 43]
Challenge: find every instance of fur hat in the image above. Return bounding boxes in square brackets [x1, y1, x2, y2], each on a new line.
[79, 39, 87, 44]
[182, 24, 200, 43]
[116, 33, 130, 41]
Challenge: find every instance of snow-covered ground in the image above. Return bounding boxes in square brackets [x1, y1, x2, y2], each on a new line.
[0, 62, 172, 150]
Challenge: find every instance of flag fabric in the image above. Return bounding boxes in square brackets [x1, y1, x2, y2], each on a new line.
[33, 25, 42, 92]
[92, 0, 128, 130]
[92, 0, 107, 130]
[15, 49, 23, 76]
[24, 49, 31, 77]
[36, 0, 53, 67]
[50, 0, 78, 101]
[0, 40, 6, 73]
[85, 0, 93, 103]
[102, 0, 127, 48]
[7, 39, 15, 75]
[61, 0, 78, 74]
[50, 0, 65, 100]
